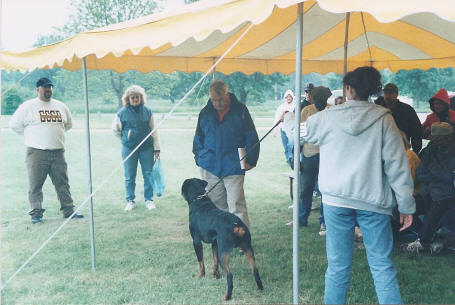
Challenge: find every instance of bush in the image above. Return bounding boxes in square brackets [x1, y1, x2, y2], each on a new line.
[2, 88, 24, 115]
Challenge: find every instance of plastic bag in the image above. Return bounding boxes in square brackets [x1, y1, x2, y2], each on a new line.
[152, 158, 166, 196]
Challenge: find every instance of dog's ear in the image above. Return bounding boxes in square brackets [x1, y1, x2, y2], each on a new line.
[199, 179, 208, 189]
[181, 179, 191, 203]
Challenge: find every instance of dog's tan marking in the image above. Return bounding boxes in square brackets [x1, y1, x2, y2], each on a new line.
[197, 260, 205, 278]
[233, 226, 245, 237]
[212, 244, 220, 279]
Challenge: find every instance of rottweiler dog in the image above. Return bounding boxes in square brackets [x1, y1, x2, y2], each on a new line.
[181, 178, 263, 300]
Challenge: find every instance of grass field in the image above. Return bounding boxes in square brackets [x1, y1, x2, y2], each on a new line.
[1, 113, 454, 304]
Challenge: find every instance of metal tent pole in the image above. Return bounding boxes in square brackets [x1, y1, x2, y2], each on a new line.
[82, 57, 96, 270]
[343, 12, 351, 99]
[293, 3, 303, 304]
[344, 13, 351, 76]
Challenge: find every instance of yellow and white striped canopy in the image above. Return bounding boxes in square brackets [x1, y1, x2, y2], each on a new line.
[2, 0, 455, 74]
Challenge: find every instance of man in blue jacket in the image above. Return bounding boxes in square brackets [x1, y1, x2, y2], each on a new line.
[193, 80, 260, 228]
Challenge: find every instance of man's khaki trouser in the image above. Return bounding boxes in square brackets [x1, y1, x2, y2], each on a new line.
[26, 147, 74, 217]
[200, 168, 250, 228]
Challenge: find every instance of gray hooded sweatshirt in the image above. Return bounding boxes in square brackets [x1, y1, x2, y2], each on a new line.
[303, 100, 416, 215]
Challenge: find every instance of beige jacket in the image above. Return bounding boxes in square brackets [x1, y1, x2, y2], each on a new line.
[300, 104, 320, 157]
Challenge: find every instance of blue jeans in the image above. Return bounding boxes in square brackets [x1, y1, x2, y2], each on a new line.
[122, 145, 155, 202]
[298, 153, 319, 226]
[324, 205, 402, 304]
[280, 130, 293, 166]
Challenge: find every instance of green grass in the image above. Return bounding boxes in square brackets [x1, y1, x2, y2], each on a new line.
[1, 113, 454, 304]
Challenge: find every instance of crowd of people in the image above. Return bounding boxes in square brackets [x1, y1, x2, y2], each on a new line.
[274, 75, 455, 255]
[8, 71, 455, 304]
[274, 68, 455, 303]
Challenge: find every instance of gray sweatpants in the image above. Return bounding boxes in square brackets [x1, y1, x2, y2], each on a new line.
[26, 147, 74, 217]
[200, 168, 250, 228]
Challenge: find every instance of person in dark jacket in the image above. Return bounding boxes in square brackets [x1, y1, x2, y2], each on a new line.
[300, 82, 314, 109]
[404, 122, 455, 254]
[193, 80, 259, 228]
[375, 83, 423, 153]
[112, 85, 161, 212]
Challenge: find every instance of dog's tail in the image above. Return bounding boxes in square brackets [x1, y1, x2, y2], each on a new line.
[233, 224, 246, 237]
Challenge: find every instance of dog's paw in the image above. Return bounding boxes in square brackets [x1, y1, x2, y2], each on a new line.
[213, 270, 221, 279]
[257, 281, 264, 290]
[223, 294, 232, 301]
[196, 272, 205, 279]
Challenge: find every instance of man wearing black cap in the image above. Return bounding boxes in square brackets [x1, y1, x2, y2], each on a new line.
[301, 83, 314, 109]
[375, 83, 422, 153]
[9, 77, 83, 224]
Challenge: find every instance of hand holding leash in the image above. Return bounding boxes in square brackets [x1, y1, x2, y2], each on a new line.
[203, 120, 281, 197]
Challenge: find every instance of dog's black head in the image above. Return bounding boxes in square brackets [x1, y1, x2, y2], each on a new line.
[181, 178, 208, 204]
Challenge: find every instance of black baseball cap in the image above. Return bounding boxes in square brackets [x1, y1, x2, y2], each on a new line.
[304, 83, 314, 92]
[383, 83, 398, 94]
[36, 77, 54, 88]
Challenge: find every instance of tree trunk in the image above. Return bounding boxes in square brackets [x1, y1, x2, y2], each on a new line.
[239, 89, 248, 104]
[109, 71, 124, 108]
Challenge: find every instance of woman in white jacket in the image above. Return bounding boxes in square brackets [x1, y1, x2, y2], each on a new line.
[302, 67, 415, 304]
[274, 89, 295, 166]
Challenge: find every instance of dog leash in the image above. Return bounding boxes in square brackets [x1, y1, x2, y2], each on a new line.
[198, 120, 282, 200]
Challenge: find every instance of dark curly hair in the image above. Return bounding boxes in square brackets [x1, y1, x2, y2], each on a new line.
[343, 67, 382, 101]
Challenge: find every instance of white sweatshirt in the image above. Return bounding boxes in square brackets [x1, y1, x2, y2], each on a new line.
[274, 101, 295, 130]
[9, 97, 73, 150]
[302, 100, 416, 215]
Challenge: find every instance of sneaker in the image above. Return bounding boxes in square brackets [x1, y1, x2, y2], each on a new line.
[312, 191, 321, 198]
[404, 239, 425, 254]
[354, 227, 363, 242]
[319, 223, 326, 236]
[354, 241, 365, 250]
[64, 213, 84, 219]
[145, 200, 156, 210]
[429, 238, 444, 256]
[124, 201, 134, 211]
[31, 215, 43, 224]
[285, 220, 307, 227]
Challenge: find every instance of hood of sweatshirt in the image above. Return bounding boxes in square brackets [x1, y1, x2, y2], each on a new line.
[429, 88, 450, 105]
[327, 100, 390, 136]
[429, 88, 450, 114]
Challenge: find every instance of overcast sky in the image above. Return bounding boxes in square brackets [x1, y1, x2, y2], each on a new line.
[1, 0, 73, 51]
[1, 0, 186, 51]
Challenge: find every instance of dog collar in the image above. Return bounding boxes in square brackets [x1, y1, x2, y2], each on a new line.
[191, 192, 208, 204]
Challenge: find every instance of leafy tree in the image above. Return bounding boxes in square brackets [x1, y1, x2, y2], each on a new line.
[390, 68, 455, 109]
[61, 0, 162, 36]
[213, 72, 288, 104]
[1, 87, 24, 115]
[55, 0, 163, 108]
[33, 34, 66, 47]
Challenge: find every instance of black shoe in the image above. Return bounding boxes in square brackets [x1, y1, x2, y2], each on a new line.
[65, 213, 84, 219]
[31, 216, 43, 224]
